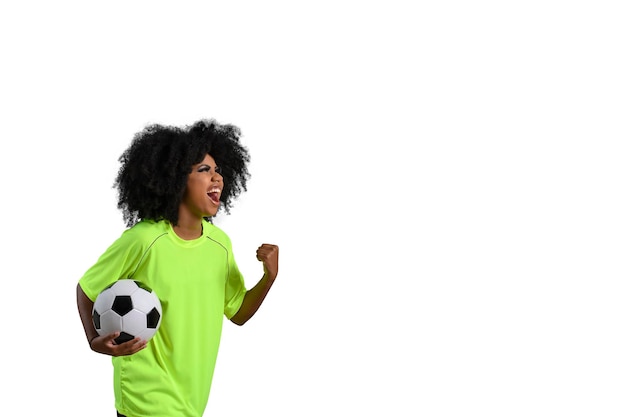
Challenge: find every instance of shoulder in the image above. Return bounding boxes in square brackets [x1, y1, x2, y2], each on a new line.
[203, 220, 233, 249]
[118, 219, 169, 246]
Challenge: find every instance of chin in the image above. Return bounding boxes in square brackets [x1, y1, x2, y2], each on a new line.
[206, 209, 219, 218]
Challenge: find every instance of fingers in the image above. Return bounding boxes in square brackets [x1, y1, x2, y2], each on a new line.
[114, 337, 147, 356]
[91, 333, 147, 356]
[256, 243, 279, 280]
[256, 243, 278, 261]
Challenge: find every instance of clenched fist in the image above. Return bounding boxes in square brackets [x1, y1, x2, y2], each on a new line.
[256, 243, 279, 281]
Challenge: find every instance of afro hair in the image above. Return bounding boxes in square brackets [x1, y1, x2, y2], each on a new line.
[114, 119, 250, 227]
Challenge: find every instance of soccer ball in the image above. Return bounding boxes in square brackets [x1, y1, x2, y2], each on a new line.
[92, 279, 162, 344]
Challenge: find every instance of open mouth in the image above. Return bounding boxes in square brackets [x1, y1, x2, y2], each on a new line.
[207, 188, 221, 205]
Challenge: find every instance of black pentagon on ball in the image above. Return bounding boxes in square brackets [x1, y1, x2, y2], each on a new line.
[115, 332, 135, 344]
[111, 295, 133, 316]
[135, 280, 154, 293]
[147, 307, 161, 328]
[93, 310, 102, 329]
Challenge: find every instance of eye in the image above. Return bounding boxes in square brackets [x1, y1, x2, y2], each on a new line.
[197, 164, 221, 175]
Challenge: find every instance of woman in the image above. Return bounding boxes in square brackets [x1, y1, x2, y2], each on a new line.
[76, 119, 279, 417]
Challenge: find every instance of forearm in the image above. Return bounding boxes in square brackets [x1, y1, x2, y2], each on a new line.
[76, 284, 99, 345]
[230, 274, 275, 326]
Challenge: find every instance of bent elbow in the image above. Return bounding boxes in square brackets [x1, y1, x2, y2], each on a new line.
[230, 314, 248, 326]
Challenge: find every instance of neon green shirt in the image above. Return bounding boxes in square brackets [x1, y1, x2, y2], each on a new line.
[79, 219, 246, 417]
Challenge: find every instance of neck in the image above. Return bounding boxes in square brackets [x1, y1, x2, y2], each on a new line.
[172, 220, 203, 240]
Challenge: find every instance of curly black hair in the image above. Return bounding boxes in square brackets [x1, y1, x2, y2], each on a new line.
[114, 119, 251, 227]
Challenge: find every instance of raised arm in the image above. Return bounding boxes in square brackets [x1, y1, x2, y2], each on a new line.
[230, 243, 279, 326]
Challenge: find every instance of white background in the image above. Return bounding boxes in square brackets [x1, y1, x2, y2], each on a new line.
[1, 1, 625, 416]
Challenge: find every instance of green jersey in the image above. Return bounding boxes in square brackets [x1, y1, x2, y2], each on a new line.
[79, 219, 246, 417]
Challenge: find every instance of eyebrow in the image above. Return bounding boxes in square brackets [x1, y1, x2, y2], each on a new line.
[198, 164, 219, 170]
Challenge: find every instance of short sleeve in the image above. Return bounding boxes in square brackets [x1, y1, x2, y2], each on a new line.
[78, 229, 144, 301]
[223, 249, 246, 319]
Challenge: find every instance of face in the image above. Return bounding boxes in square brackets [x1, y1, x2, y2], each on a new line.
[180, 154, 223, 220]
